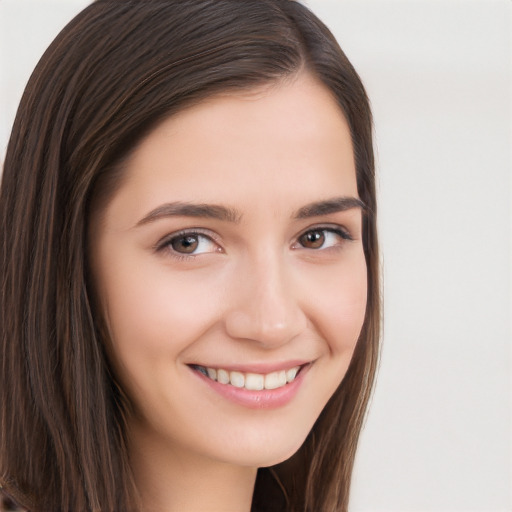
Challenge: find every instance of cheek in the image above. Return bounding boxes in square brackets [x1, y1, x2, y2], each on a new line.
[102, 261, 222, 360]
[306, 253, 368, 354]
[97, 261, 227, 421]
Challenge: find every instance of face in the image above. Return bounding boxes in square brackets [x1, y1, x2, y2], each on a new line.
[90, 72, 367, 469]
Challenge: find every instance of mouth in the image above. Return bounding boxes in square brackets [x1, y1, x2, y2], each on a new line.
[188, 363, 309, 391]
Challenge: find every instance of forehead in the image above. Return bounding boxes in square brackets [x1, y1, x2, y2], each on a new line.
[107, 72, 357, 223]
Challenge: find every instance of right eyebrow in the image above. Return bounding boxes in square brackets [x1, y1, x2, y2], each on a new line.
[134, 201, 242, 227]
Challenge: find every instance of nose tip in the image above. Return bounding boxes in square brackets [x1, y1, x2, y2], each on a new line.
[225, 310, 306, 347]
[224, 266, 307, 348]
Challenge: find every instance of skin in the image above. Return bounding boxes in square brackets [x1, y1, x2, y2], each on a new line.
[90, 71, 367, 512]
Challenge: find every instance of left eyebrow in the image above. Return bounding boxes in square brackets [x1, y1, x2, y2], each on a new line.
[293, 196, 366, 219]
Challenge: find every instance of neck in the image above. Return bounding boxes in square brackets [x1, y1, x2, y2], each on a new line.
[129, 421, 257, 512]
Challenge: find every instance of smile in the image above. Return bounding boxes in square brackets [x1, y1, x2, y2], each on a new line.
[190, 364, 304, 391]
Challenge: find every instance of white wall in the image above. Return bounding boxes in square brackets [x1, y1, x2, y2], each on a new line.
[303, 3, 511, 511]
[1, 1, 510, 511]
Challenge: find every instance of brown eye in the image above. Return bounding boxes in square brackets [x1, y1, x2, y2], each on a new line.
[295, 227, 352, 251]
[299, 230, 325, 249]
[170, 235, 199, 253]
[161, 231, 220, 257]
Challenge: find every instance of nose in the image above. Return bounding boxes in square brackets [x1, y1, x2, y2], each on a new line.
[224, 251, 307, 348]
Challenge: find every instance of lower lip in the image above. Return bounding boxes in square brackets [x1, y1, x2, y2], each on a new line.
[190, 364, 311, 410]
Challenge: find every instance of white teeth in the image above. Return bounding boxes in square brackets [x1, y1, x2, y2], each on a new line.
[245, 373, 264, 391]
[196, 365, 302, 390]
[265, 370, 287, 390]
[217, 369, 230, 384]
[286, 367, 298, 382]
[230, 371, 245, 388]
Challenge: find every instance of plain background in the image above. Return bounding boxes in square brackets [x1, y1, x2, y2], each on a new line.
[0, 1, 510, 511]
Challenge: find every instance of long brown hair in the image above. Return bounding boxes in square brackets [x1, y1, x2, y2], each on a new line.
[0, 1, 379, 510]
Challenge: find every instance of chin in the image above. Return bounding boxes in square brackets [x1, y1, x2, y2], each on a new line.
[212, 422, 313, 469]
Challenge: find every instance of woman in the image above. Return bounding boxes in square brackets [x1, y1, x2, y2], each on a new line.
[0, 1, 379, 510]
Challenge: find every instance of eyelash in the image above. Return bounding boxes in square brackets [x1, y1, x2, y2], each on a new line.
[297, 226, 353, 247]
[155, 225, 353, 260]
[155, 228, 220, 260]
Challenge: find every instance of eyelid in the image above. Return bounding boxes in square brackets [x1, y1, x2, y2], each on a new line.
[291, 224, 354, 251]
[296, 224, 353, 241]
[154, 227, 222, 253]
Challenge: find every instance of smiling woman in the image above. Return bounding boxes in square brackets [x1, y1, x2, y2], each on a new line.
[0, 1, 379, 512]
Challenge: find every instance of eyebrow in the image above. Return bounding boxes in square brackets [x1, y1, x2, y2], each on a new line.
[293, 196, 366, 219]
[136, 202, 242, 226]
[135, 196, 365, 227]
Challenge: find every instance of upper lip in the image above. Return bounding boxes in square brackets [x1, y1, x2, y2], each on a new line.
[188, 360, 312, 374]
